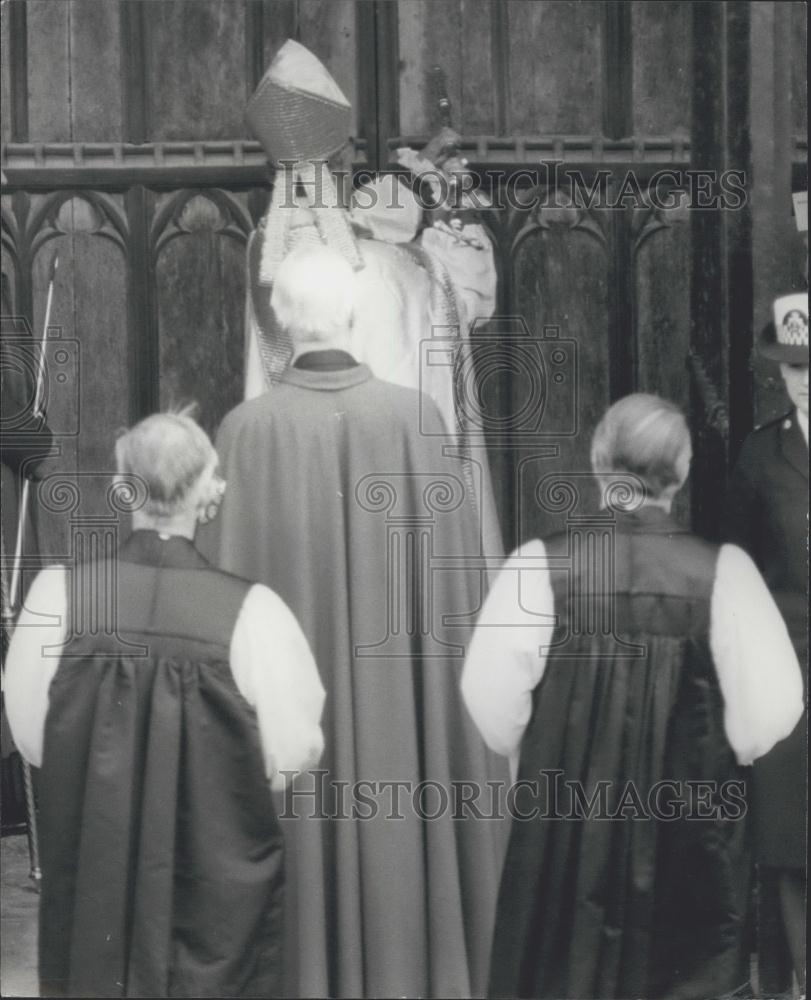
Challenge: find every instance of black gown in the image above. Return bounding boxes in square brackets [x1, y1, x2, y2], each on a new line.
[37, 532, 285, 998]
[489, 508, 751, 999]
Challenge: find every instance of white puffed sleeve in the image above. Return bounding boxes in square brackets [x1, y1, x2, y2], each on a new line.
[461, 539, 555, 772]
[709, 543, 804, 765]
[418, 223, 497, 328]
[4, 565, 68, 767]
[229, 584, 325, 791]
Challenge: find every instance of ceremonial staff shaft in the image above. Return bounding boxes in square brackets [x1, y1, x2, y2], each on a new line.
[1, 251, 59, 885]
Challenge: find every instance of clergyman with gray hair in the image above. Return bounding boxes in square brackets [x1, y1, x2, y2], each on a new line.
[198, 243, 506, 998]
[5, 410, 325, 998]
[462, 392, 804, 999]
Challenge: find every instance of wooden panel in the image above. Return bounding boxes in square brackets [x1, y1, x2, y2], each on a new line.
[460, 0, 499, 134]
[634, 200, 692, 523]
[155, 194, 247, 436]
[634, 206, 691, 410]
[632, 1, 690, 135]
[297, 1, 360, 136]
[29, 198, 130, 559]
[27, 0, 71, 141]
[398, 0, 495, 135]
[69, 0, 123, 142]
[258, 0, 297, 80]
[507, 1, 603, 135]
[511, 213, 611, 545]
[145, 0, 247, 141]
[791, 0, 807, 135]
[1, 1, 12, 144]
[398, 0, 459, 136]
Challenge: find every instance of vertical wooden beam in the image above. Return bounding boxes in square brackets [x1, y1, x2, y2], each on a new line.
[607, 209, 635, 401]
[603, 1, 635, 401]
[355, 0, 399, 170]
[120, 1, 148, 144]
[690, 1, 727, 539]
[9, 0, 29, 142]
[125, 186, 159, 422]
[689, 1, 753, 540]
[120, 1, 156, 422]
[490, 0, 509, 136]
[244, 0, 266, 96]
[725, 1, 753, 461]
[603, 0, 632, 141]
[356, 1, 379, 168]
[373, 0, 400, 169]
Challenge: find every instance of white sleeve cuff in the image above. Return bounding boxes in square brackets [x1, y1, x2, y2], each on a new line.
[230, 584, 325, 789]
[710, 544, 804, 765]
[461, 540, 555, 759]
[4, 566, 68, 767]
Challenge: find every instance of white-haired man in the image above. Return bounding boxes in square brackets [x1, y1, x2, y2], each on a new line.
[199, 244, 506, 999]
[462, 393, 804, 999]
[5, 411, 325, 998]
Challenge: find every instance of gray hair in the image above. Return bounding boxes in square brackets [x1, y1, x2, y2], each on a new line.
[591, 393, 691, 500]
[115, 410, 215, 518]
[271, 244, 356, 344]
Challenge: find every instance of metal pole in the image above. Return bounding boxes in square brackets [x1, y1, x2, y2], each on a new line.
[3, 253, 58, 887]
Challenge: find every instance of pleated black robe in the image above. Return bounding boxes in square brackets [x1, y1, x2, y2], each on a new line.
[38, 532, 285, 998]
[489, 509, 751, 1000]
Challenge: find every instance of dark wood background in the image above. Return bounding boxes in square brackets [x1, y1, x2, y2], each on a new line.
[1, 0, 807, 558]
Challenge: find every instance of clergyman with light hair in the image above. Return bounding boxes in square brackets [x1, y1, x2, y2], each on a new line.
[5, 409, 325, 998]
[198, 243, 506, 998]
[462, 392, 804, 999]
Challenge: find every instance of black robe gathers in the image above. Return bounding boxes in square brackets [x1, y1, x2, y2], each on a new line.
[38, 532, 285, 998]
[489, 510, 750, 1000]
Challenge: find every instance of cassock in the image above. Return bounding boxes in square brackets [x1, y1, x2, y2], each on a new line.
[199, 352, 507, 999]
[5, 530, 325, 998]
[462, 507, 803, 999]
[724, 409, 808, 868]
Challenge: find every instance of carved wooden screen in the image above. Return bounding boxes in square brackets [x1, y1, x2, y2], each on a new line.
[1, 0, 376, 558]
[384, 0, 806, 546]
[2, 0, 807, 558]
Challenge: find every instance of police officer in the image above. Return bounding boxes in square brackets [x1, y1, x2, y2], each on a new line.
[725, 292, 808, 991]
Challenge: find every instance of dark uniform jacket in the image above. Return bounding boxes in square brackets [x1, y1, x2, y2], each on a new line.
[724, 410, 808, 867]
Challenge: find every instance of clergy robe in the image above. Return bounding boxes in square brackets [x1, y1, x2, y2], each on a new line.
[5, 531, 325, 998]
[462, 508, 803, 999]
[200, 357, 507, 999]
